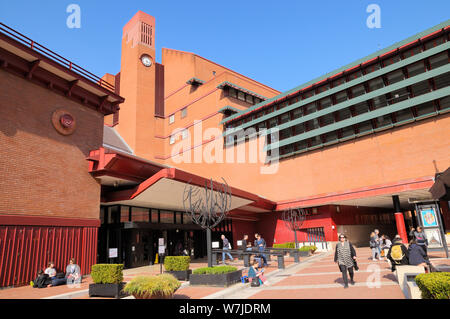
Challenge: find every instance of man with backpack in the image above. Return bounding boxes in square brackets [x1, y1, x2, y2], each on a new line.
[386, 236, 409, 271]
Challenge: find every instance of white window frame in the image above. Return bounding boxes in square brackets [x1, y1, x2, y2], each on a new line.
[169, 114, 175, 124]
[169, 135, 175, 144]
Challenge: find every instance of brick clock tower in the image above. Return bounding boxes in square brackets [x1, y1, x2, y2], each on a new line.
[116, 11, 164, 159]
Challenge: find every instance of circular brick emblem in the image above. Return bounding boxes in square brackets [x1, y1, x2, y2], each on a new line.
[52, 108, 76, 135]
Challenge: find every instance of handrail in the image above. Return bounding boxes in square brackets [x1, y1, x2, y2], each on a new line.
[0, 22, 115, 92]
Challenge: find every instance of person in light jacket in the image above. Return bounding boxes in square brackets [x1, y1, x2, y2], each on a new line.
[65, 258, 81, 285]
[412, 226, 428, 256]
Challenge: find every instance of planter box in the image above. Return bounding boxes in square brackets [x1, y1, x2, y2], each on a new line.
[298, 251, 310, 257]
[89, 283, 126, 299]
[165, 270, 192, 281]
[189, 270, 242, 287]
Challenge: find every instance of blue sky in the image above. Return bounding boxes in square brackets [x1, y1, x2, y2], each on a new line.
[0, 0, 448, 92]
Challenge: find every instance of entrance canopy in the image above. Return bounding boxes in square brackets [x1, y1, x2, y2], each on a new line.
[88, 147, 275, 212]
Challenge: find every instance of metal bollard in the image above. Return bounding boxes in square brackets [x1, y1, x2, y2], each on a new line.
[243, 254, 250, 267]
[277, 255, 285, 269]
[212, 252, 218, 266]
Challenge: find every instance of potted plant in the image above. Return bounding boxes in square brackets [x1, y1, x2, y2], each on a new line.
[89, 264, 125, 299]
[123, 274, 181, 299]
[189, 266, 242, 287]
[164, 256, 191, 281]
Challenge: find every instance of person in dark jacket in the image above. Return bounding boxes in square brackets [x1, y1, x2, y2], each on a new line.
[334, 234, 357, 288]
[413, 226, 428, 256]
[408, 239, 430, 271]
[387, 236, 409, 271]
[31, 270, 52, 288]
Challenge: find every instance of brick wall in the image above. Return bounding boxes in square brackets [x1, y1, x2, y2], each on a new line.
[0, 69, 103, 220]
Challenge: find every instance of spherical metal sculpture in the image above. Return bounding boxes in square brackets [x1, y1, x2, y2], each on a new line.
[282, 208, 308, 248]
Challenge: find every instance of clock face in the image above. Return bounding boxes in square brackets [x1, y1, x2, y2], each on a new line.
[141, 54, 152, 67]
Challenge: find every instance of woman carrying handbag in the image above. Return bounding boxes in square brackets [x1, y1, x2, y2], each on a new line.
[334, 234, 357, 288]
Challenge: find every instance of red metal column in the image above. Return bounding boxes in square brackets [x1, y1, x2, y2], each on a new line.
[394, 212, 408, 244]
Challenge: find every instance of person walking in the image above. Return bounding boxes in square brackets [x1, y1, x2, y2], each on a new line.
[370, 231, 381, 261]
[334, 234, 357, 289]
[412, 226, 428, 256]
[386, 236, 409, 272]
[380, 235, 392, 261]
[255, 233, 268, 267]
[221, 234, 234, 264]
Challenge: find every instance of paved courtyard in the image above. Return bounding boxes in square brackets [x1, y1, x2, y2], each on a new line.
[0, 247, 448, 300]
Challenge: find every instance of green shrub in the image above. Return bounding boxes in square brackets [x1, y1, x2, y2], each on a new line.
[164, 256, 191, 271]
[415, 272, 450, 299]
[299, 245, 318, 252]
[193, 266, 237, 275]
[91, 264, 124, 284]
[123, 274, 181, 298]
[273, 242, 295, 249]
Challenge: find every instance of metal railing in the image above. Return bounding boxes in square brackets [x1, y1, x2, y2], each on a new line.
[0, 22, 115, 92]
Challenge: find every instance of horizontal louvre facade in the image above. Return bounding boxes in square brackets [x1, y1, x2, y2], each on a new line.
[223, 26, 450, 161]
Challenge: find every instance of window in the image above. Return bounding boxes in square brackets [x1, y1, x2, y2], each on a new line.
[331, 77, 345, 88]
[280, 113, 290, 124]
[160, 211, 174, 223]
[395, 108, 414, 123]
[120, 206, 130, 222]
[169, 135, 175, 144]
[347, 70, 363, 81]
[325, 131, 339, 144]
[353, 101, 370, 116]
[303, 90, 314, 99]
[320, 113, 335, 126]
[389, 87, 409, 104]
[364, 63, 381, 75]
[368, 77, 384, 91]
[424, 35, 446, 50]
[304, 103, 317, 114]
[257, 121, 266, 132]
[386, 70, 404, 85]
[169, 114, 175, 124]
[439, 96, 450, 112]
[372, 95, 387, 109]
[407, 61, 426, 77]
[351, 85, 366, 98]
[375, 114, 393, 128]
[403, 46, 421, 58]
[237, 91, 246, 101]
[335, 91, 348, 104]
[309, 136, 321, 148]
[316, 83, 330, 94]
[357, 121, 373, 135]
[280, 128, 292, 140]
[319, 97, 332, 109]
[245, 94, 254, 104]
[415, 101, 436, 118]
[182, 129, 188, 140]
[181, 108, 187, 118]
[293, 123, 305, 135]
[151, 209, 159, 223]
[338, 108, 352, 121]
[229, 88, 237, 98]
[382, 54, 401, 67]
[410, 80, 431, 97]
[434, 72, 450, 90]
[295, 140, 308, 152]
[292, 108, 303, 119]
[341, 126, 355, 139]
[268, 118, 278, 128]
[429, 52, 448, 70]
[132, 207, 149, 222]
